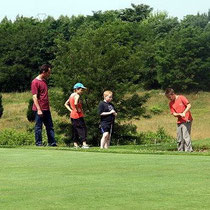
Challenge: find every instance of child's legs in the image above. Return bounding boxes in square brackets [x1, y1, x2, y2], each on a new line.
[71, 118, 80, 146]
[177, 124, 184, 151]
[75, 117, 87, 145]
[107, 124, 113, 147]
[100, 123, 112, 148]
[182, 122, 193, 152]
[100, 132, 109, 148]
[104, 133, 110, 149]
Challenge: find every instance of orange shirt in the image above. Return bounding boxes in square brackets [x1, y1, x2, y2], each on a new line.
[69, 93, 84, 119]
[169, 95, 193, 124]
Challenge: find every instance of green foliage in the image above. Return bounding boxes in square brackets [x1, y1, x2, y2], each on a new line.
[51, 20, 150, 145]
[0, 129, 34, 146]
[26, 98, 35, 122]
[0, 5, 209, 93]
[119, 4, 153, 22]
[136, 127, 175, 145]
[156, 13, 210, 91]
[149, 106, 163, 115]
[0, 93, 3, 118]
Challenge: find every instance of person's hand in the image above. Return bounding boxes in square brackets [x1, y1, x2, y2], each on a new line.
[113, 112, 117, 116]
[180, 112, 186, 117]
[37, 110, 43, 117]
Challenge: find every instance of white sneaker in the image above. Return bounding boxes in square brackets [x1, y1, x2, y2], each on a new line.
[82, 145, 89, 149]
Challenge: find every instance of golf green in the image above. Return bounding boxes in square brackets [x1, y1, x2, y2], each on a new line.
[0, 148, 210, 209]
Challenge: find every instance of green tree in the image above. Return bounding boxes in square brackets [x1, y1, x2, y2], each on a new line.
[119, 4, 153, 22]
[156, 24, 210, 91]
[52, 21, 150, 145]
[0, 17, 47, 91]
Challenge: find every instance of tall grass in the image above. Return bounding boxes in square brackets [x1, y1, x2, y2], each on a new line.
[133, 90, 210, 140]
[1, 90, 210, 142]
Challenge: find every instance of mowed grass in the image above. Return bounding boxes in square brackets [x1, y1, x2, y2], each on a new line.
[0, 148, 210, 210]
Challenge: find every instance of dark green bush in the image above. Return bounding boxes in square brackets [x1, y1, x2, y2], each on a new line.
[0, 129, 34, 146]
[26, 98, 35, 122]
[149, 106, 163, 115]
[135, 127, 175, 145]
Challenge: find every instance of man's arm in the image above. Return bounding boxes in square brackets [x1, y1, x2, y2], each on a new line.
[32, 94, 43, 116]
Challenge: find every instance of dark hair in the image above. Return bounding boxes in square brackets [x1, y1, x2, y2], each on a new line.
[39, 64, 51, 74]
[165, 88, 175, 95]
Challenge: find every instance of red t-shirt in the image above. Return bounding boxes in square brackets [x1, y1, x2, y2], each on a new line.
[169, 95, 193, 124]
[31, 78, 50, 111]
[69, 93, 84, 119]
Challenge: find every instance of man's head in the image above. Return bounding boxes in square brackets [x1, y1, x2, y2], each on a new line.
[39, 64, 51, 79]
[73, 83, 87, 95]
[103, 90, 113, 102]
[165, 88, 176, 101]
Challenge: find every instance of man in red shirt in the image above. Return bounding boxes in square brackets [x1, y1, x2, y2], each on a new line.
[31, 64, 57, 146]
[165, 88, 193, 152]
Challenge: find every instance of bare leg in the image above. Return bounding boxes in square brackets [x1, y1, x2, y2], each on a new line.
[74, 142, 79, 147]
[104, 133, 111, 149]
[100, 132, 109, 149]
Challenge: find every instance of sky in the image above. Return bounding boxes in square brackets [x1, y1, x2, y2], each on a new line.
[0, 0, 209, 21]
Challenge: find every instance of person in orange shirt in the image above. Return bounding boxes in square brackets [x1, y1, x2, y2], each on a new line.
[165, 88, 193, 152]
[64, 83, 89, 148]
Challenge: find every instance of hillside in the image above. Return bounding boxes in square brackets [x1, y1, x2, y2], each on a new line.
[1, 90, 210, 141]
[135, 90, 210, 140]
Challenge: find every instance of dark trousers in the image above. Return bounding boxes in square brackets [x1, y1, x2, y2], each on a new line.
[71, 118, 87, 144]
[35, 110, 56, 145]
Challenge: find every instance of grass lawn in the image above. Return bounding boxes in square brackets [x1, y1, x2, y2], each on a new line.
[1, 148, 210, 210]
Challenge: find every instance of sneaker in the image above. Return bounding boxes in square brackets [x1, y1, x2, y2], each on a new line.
[48, 142, 57, 147]
[82, 145, 89, 149]
[36, 143, 43, 146]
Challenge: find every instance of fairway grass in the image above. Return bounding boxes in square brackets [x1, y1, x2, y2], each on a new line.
[1, 148, 210, 210]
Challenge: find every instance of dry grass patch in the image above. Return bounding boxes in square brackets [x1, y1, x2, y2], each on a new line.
[134, 90, 210, 140]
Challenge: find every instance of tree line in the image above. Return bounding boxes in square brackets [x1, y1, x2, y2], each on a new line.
[0, 4, 209, 93]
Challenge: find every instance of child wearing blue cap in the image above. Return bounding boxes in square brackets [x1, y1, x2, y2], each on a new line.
[64, 83, 89, 148]
[98, 90, 117, 149]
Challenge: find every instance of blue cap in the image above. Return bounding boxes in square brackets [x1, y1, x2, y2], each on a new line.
[73, 82, 87, 89]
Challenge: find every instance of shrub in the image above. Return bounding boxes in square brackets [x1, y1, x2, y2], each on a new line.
[149, 106, 163, 115]
[136, 127, 175, 145]
[0, 129, 34, 146]
[26, 98, 35, 122]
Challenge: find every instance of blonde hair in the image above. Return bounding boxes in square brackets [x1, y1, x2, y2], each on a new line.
[103, 90, 113, 98]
